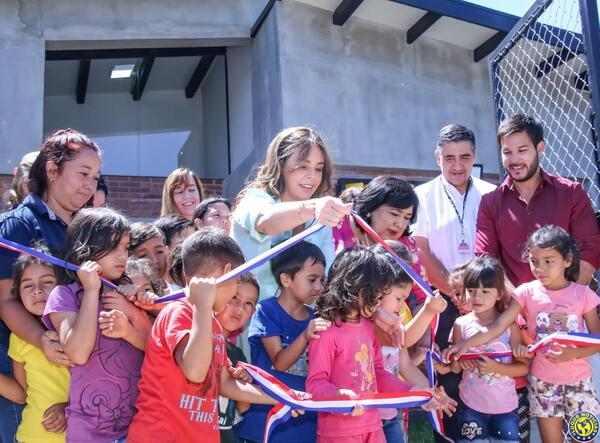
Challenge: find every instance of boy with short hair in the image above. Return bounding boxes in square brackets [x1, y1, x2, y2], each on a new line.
[128, 227, 282, 443]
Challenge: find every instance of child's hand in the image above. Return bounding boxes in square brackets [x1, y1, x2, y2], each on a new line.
[419, 386, 457, 417]
[41, 331, 72, 367]
[425, 291, 448, 314]
[545, 343, 578, 363]
[335, 389, 364, 416]
[134, 291, 159, 310]
[512, 344, 534, 359]
[304, 318, 331, 341]
[77, 261, 102, 292]
[227, 365, 253, 383]
[373, 308, 405, 348]
[476, 355, 499, 374]
[458, 359, 478, 372]
[290, 409, 306, 418]
[314, 197, 351, 227]
[98, 310, 132, 339]
[187, 277, 217, 308]
[443, 341, 469, 361]
[41, 402, 67, 433]
[433, 361, 451, 375]
[102, 291, 136, 318]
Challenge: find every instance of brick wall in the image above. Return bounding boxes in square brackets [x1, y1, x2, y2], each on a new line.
[1, 167, 497, 218]
[0, 174, 224, 220]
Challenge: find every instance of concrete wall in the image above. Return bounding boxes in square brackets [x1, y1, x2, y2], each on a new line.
[0, 0, 264, 175]
[44, 89, 204, 177]
[276, 1, 499, 173]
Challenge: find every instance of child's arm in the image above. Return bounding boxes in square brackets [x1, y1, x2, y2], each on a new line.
[219, 366, 276, 405]
[173, 277, 216, 383]
[398, 347, 429, 386]
[476, 323, 529, 378]
[0, 361, 26, 404]
[41, 402, 67, 434]
[445, 299, 521, 360]
[546, 307, 600, 363]
[50, 262, 102, 365]
[404, 293, 447, 347]
[261, 318, 330, 372]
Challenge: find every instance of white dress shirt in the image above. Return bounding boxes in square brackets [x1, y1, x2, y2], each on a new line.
[412, 175, 496, 272]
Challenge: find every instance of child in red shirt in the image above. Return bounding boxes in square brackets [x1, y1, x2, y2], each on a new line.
[128, 227, 284, 443]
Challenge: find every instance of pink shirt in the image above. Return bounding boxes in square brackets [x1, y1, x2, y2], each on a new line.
[456, 314, 517, 414]
[306, 318, 413, 439]
[512, 280, 600, 385]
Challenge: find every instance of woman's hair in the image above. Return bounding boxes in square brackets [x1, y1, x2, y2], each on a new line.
[525, 225, 580, 282]
[129, 222, 166, 252]
[11, 243, 57, 300]
[369, 241, 414, 287]
[161, 168, 205, 216]
[462, 255, 509, 312]
[126, 257, 162, 294]
[315, 247, 396, 323]
[7, 151, 39, 208]
[29, 129, 100, 197]
[193, 197, 231, 221]
[63, 208, 131, 285]
[270, 240, 326, 287]
[354, 176, 419, 236]
[239, 127, 333, 201]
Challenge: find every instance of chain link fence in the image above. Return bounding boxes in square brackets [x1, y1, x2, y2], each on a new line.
[490, 0, 600, 209]
[490, 1, 600, 441]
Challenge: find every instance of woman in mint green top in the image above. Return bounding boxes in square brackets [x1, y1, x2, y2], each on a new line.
[232, 127, 349, 300]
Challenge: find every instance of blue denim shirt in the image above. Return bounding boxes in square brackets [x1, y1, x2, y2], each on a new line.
[0, 193, 68, 280]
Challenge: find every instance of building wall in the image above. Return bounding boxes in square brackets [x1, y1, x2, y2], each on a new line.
[276, 1, 499, 174]
[0, 0, 265, 175]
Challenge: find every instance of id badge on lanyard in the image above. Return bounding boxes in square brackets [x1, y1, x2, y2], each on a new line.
[443, 179, 472, 254]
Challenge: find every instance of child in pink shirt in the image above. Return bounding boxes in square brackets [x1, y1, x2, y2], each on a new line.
[307, 247, 456, 443]
[447, 226, 600, 443]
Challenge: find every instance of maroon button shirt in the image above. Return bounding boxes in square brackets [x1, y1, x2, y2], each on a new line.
[475, 171, 600, 286]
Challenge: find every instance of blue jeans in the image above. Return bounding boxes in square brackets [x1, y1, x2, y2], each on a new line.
[382, 412, 405, 443]
[0, 321, 23, 443]
[457, 404, 519, 442]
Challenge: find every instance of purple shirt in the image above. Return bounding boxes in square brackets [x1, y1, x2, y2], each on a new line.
[42, 283, 144, 443]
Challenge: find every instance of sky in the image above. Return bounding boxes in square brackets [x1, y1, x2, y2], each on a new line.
[465, 0, 537, 17]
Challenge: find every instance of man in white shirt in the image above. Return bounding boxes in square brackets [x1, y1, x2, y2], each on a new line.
[413, 124, 496, 294]
[411, 124, 495, 442]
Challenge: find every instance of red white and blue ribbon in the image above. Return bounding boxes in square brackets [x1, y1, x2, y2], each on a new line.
[527, 331, 600, 353]
[439, 332, 600, 364]
[237, 362, 434, 443]
[0, 237, 117, 289]
[154, 223, 326, 303]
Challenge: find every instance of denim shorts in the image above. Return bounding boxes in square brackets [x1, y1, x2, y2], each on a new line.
[457, 404, 519, 442]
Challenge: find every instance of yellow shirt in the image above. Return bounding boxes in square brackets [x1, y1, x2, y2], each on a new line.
[8, 334, 69, 443]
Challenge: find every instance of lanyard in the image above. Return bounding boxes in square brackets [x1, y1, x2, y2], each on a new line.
[441, 178, 472, 230]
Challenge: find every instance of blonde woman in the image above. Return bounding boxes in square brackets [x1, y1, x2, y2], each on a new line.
[160, 168, 204, 220]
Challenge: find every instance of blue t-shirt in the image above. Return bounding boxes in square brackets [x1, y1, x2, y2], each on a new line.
[235, 297, 317, 443]
[0, 194, 68, 279]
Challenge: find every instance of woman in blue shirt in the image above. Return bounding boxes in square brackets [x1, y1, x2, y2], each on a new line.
[0, 129, 101, 442]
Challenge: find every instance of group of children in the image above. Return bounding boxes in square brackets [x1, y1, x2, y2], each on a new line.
[0, 192, 599, 443]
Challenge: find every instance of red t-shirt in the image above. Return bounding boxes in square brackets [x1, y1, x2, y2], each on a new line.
[128, 300, 226, 443]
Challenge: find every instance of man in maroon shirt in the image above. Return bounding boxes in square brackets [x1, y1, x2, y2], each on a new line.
[476, 114, 600, 287]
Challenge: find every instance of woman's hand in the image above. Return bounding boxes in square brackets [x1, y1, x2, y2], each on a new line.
[41, 331, 72, 367]
[314, 197, 351, 227]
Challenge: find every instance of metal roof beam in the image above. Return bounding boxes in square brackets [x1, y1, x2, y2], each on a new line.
[185, 55, 216, 99]
[131, 56, 154, 101]
[75, 59, 91, 104]
[473, 31, 507, 62]
[333, 0, 364, 26]
[407, 11, 442, 44]
[388, 0, 518, 32]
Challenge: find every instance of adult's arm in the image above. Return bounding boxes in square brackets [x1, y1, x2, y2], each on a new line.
[475, 194, 500, 259]
[569, 184, 600, 284]
[414, 237, 451, 295]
